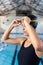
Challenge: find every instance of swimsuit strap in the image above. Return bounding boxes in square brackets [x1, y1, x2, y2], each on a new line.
[22, 39, 27, 47]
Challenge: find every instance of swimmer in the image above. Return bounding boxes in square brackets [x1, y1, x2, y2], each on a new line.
[1, 15, 43, 65]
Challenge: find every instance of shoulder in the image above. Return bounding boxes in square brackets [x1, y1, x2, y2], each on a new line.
[19, 37, 27, 45]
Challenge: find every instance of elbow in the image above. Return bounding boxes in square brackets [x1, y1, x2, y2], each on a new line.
[1, 37, 7, 42]
[1, 35, 9, 42]
[1, 38, 6, 42]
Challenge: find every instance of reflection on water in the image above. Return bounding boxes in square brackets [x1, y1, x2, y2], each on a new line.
[0, 42, 7, 51]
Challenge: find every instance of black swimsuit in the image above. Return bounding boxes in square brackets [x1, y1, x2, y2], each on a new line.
[18, 39, 41, 65]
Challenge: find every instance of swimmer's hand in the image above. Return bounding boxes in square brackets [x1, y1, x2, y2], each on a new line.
[21, 16, 31, 25]
[10, 19, 21, 28]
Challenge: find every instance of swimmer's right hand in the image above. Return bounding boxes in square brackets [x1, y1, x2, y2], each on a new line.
[10, 19, 21, 27]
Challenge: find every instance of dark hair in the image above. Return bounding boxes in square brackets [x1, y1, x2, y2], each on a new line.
[20, 11, 38, 29]
[28, 15, 38, 29]
[16, 10, 38, 29]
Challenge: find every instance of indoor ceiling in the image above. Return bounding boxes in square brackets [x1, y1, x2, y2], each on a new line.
[0, 0, 43, 16]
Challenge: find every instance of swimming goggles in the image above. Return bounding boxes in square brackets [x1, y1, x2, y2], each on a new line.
[21, 20, 39, 26]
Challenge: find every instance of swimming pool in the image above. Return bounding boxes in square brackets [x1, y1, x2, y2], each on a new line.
[0, 33, 43, 65]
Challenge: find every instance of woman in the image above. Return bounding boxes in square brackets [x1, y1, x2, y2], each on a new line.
[1, 15, 43, 65]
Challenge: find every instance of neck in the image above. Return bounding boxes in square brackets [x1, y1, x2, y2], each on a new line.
[27, 37, 31, 43]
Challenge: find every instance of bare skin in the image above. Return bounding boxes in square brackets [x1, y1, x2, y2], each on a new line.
[1, 17, 43, 58]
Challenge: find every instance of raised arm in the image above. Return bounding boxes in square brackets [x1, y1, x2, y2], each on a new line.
[38, 40, 43, 52]
[22, 16, 43, 52]
[1, 19, 26, 45]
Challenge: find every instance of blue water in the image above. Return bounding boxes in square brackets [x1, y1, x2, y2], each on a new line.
[0, 33, 43, 65]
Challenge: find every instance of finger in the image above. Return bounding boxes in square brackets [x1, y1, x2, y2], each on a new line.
[13, 23, 20, 27]
[14, 20, 19, 23]
[16, 19, 21, 22]
[12, 19, 16, 23]
[14, 20, 20, 24]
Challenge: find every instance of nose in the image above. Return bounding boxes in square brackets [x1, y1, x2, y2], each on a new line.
[22, 24, 25, 30]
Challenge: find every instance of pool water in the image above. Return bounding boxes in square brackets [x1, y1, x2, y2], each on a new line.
[0, 33, 43, 65]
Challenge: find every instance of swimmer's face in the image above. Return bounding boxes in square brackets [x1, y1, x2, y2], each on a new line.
[22, 24, 28, 36]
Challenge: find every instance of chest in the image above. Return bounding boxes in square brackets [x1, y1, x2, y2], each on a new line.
[18, 44, 35, 59]
[18, 44, 41, 65]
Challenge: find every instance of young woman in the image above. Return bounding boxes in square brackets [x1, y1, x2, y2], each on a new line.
[1, 15, 43, 65]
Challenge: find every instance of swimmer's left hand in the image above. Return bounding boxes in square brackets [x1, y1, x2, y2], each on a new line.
[21, 16, 31, 27]
[21, 16, 31, 25]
